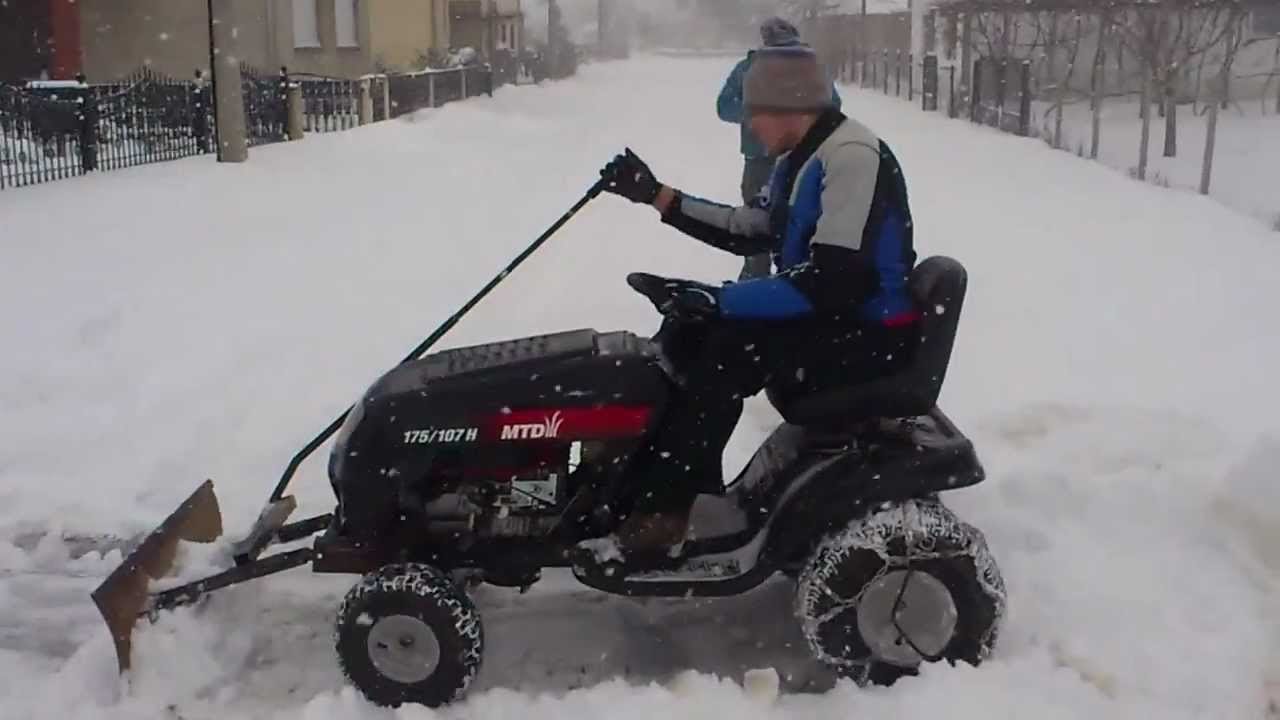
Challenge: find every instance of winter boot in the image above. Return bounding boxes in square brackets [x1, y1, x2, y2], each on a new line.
[615, 504, 692, 555]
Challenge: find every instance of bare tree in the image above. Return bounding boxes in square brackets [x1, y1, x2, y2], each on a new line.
[971, 9, 1022, 59]
[1273, 35, 1280, 114]
[1030, 9, 1072, 93]
[1109, 1, 1239, 159]
[970, 13, 1002, 58]
[1216, 8, 1248, 108]
[778, 0, 841, 22]
[1089, 11, 1114, 159]
[1139, 61, 1153, 178]
[1232, 13, 1280, 114]
[1274, 37, 1280, 113]
[1045, 13, 1090, 148]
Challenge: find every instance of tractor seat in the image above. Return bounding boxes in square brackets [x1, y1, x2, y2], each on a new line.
[766, 256, 969, 427]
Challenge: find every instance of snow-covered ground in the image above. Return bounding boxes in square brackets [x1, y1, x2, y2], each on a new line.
[2, 55, 1279, 719]
[1032, 98, 1280, 228]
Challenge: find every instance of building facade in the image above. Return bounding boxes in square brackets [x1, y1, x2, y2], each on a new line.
[449, 0, 523, 59]
[2, 0, 453, 83]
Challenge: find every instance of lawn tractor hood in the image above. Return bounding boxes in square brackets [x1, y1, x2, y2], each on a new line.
[323, 329, 669, 535]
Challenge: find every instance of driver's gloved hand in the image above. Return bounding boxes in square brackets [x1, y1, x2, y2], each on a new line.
[626, 273, 721, 323]
[659, 283, 721, 323]
[600, 148, 661, 204]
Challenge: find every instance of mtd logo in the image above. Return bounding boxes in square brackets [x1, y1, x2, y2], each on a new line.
[500, 410, 565, 441]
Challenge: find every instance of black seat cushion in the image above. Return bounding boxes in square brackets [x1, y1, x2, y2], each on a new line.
[767, 256, 969, 426]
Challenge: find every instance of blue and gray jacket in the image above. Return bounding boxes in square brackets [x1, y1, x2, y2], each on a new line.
[661, 110, 918, 326]
[717, 51, 843, 160]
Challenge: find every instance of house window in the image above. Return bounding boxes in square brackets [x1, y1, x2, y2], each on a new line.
[335, 0, 359, 47]
[293, 0, 320, 48]
[1253, 7, 1280, 37]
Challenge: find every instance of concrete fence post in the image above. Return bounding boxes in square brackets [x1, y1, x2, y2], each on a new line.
[359, 79, 374, 125]
[210, 3, 247, 162]
[287, 84, 305, 140]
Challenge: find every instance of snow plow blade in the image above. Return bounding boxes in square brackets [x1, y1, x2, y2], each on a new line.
[90, 479, 224, 673]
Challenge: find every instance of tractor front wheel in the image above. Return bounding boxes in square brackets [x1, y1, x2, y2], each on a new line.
[335, 563, 484, 708]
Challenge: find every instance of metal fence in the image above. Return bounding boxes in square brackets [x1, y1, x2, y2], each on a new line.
[0, 83, 89, 188]
[1, 68, 211, 190]
[840, 51, 927, 108]
[838, 51, 1036, 139]
[386, 66, 493, 119]
[369, 75, 389, 123]
[241, 64, 289, 147]
[93, 69, 212, 169]
[1, 48, 568, 191]
[293, 73, 361, 132]
[971, 57, 1033, 137]
[489, 48, 549, 88]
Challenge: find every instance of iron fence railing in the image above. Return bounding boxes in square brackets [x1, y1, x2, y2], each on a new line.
[386, 66, 493, 119]
[1, 68, 211, 190]
[292, 73, 361, 132]
[241, 64, 289, 147]
[1, 46, 574, 190]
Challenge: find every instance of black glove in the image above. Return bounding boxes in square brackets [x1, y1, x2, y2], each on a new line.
[600, 148, 661, 204]
[661, 284, 720, 323]
[627, 273, 720, 323]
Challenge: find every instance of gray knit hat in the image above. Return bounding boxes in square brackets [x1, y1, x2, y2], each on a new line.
[759, 17, 801, 47]
[743, 45, 832, 113]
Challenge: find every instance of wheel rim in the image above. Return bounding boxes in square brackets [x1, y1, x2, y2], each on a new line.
[366, 614, 442, 684]
[854, 568, 957, 668]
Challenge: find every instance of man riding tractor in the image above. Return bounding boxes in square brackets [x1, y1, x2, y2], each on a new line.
[592, 43, 920, 556]
[717, 16, 842, 280]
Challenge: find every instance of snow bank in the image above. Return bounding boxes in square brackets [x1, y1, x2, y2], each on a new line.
[2, 55, 1279, 719]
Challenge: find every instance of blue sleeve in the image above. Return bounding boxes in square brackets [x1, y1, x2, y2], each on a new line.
[717, 60, 747, 123]
[718, 277, 814, 319]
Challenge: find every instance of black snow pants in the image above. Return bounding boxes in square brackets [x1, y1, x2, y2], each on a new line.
[629, 315, 917, 514]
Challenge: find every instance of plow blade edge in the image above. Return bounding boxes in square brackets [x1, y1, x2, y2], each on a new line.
[90, 479, 224, 673]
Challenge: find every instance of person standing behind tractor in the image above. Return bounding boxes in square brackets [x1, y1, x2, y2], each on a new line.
[717, 17, 842, 280]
